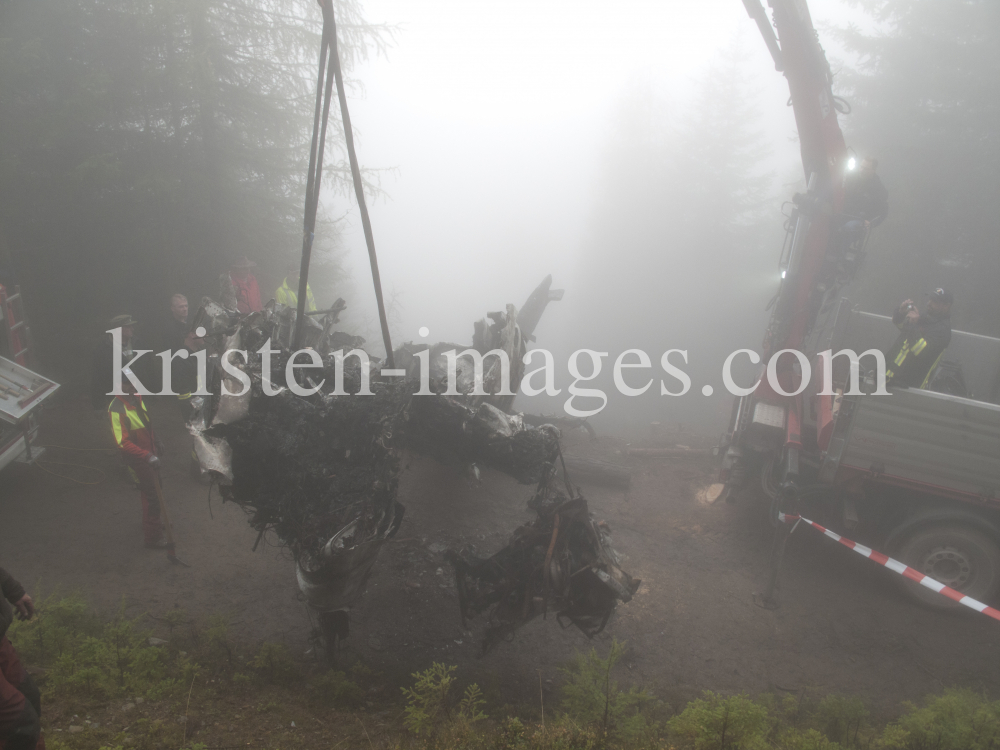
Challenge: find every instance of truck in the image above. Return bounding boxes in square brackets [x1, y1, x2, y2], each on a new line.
[0, 284, 58, 472]
[720, 0, 1000, 609]
[0, 356, 58, 473]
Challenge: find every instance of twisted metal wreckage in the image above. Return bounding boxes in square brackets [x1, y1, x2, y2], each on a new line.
[185, 276, 639, 657]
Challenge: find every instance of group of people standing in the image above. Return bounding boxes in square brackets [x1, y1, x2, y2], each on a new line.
[2, 253, 327, 749]
[86, 256, 321, 548]
[0, 252, 322, 749]
[219, 256, 316, 316]
[90, 255, 319, 408]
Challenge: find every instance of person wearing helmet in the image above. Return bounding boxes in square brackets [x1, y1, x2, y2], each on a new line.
[885, 288, 953, 389]
[90, 314, 153, 410]
[109, 367, 166, 548]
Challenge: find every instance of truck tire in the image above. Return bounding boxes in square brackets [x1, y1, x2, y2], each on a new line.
[896, 524, 1000, 610]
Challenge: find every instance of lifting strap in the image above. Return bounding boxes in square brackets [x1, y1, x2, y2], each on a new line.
[294, 0, 395, 368]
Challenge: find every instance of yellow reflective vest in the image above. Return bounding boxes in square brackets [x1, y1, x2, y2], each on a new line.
[885, 310, 951, 389]
[109, 394, 155, 460]
[276, 278, 316, 312]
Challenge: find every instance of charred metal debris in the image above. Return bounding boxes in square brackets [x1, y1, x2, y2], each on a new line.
[188, 276, 639, 654]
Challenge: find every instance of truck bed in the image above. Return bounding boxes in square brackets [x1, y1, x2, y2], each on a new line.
[820, 387, 1000, 504]
[0, 356, 59, 473]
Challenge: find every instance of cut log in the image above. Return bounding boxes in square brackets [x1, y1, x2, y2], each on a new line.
[625, 447, 710, 458]
[522, 413, 597, 440]
[561, 456, 631, 490]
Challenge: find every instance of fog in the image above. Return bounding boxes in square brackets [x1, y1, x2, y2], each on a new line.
[324, 0, 855, 433]
[1, 0, 996, 434]
[4, 0, 1000, 724]
[337, 0, 785, 334]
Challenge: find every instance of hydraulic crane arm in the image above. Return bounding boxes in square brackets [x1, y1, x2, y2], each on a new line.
[768, 0, 847, 186]
[719, 0, 852, 498]
[746, 0, 848, 357]
[742, 0, 782, 71]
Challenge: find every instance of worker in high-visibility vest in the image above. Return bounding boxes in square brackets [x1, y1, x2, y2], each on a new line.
[275, 264, 317, 312]
[109, 368, 166, 548]
[91, 313, 150, 411]
[885, 288, 953, 389]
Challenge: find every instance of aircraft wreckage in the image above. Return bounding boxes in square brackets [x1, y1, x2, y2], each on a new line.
[187, 276, 639, 659]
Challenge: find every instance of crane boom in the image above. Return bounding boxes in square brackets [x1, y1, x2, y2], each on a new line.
[750, 0, 848, 357]
[721, 0, 852, 501]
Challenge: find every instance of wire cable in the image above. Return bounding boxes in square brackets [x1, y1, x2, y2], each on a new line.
[33, 444, 116, 453]
[30, 444, 113, 484]
[33, 460, 106, 485]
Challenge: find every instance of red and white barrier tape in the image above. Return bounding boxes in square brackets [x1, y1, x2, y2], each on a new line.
[778, 512, 1000, 623]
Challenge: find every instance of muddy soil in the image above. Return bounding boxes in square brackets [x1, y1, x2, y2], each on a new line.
[3, 392, 999, 716]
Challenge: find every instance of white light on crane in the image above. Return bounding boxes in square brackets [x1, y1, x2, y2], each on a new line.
[847, 157, 857, 171]
[781, 270, 787, 279]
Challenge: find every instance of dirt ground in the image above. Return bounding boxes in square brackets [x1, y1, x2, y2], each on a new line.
[4, 389, 1000, 718]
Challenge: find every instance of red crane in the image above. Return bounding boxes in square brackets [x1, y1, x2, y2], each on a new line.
[721, 0, 856, 601]
[731, 0, 1000, 615]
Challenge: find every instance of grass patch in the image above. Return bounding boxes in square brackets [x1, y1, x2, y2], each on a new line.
[6, 596, 1000, 749]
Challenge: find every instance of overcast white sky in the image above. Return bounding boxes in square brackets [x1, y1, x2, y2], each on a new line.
[322, 0, 857, 348]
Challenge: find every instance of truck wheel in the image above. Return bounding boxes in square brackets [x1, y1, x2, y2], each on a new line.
[896, 524, 1000, 610]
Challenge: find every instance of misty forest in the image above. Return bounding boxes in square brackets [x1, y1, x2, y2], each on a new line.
[1, 1, 999, 749]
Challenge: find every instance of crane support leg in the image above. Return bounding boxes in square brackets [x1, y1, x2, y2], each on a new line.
[757, 481, 799, 609]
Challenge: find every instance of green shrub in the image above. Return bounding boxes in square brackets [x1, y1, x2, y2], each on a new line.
[429, 715, 606, 750]
[667, 691, 772, 750]
[162, 606, 189, 638]
[403, 662, 458, 737]
[875, 689, 1000, 750]
[775, 727, 842, 750]
[558, 639, 656, 746]
[308, 669, 364, 707]
[200, 613, 234, 668]
[249, 641, 298, 684]
[401, 662, 490, 743]
[9, 596, 180, 700]
[6, 592, 97, 668]
[814, 695, 868, 747]
[667, 692, 869, 750]
[458, 683, 488, 724]
[494, 716, 528, 749]
[23, 595, 1000, 750]
[532, 718, 602, 750]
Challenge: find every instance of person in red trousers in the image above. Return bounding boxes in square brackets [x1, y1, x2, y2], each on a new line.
[108, 369, 166, 547]
[0, 566, 43, 750]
